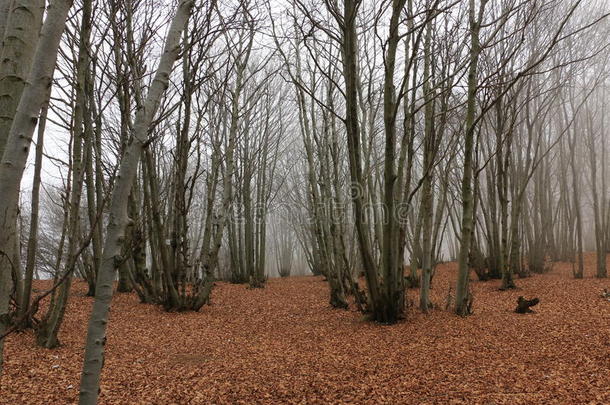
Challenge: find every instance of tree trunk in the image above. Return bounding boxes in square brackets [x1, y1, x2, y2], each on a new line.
[78, 2, 193, 402]
[18, 87, 50, 329]
[0, 0, 73, 376]
[0, 0, 44, 156]
[455, 0, 485, 316]
[419, 23, 435, 312]
[36, 0, 91, 348]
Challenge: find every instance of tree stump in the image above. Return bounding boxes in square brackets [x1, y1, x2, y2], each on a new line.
[515, 296, 539, 313]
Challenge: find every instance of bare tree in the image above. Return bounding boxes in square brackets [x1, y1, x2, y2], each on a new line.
[79, 1, 194, 401]
[0, 0, 74, 375]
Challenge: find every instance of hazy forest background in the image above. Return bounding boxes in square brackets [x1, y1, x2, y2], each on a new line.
[1, 0, 610, 403]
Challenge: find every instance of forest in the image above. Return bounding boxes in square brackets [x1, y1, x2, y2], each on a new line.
[0, 0, 609, 403]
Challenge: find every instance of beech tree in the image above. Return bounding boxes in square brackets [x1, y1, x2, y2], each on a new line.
[0, 0, 74, 375]
[79, 0, 194, 401]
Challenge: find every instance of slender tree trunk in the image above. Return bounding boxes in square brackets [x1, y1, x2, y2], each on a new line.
[18, 87, 50, 328]
[340, 0, 383, 319]
[587, 103, 607, 278]
[78, 2, 193, 402]
[456, 0, 485, 316]
[37, 0, 91, 348]
[419, 23, 435, 312]
[567, 112, 584, 278]
[84, 67, 102, 297]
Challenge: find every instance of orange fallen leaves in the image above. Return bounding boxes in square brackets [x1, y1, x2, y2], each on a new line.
[1, 253, 609, 404]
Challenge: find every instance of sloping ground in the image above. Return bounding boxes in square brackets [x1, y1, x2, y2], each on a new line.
[2, 254, 609, 404]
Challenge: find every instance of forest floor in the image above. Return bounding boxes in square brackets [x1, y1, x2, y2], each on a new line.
[1, 253, 610, 404]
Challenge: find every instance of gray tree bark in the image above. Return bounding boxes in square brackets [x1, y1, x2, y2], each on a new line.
[455, 0, 486, 316]
[0, 0, 44, 156]
[0, 0, 73, 375]
[78, 1, 194, 402]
